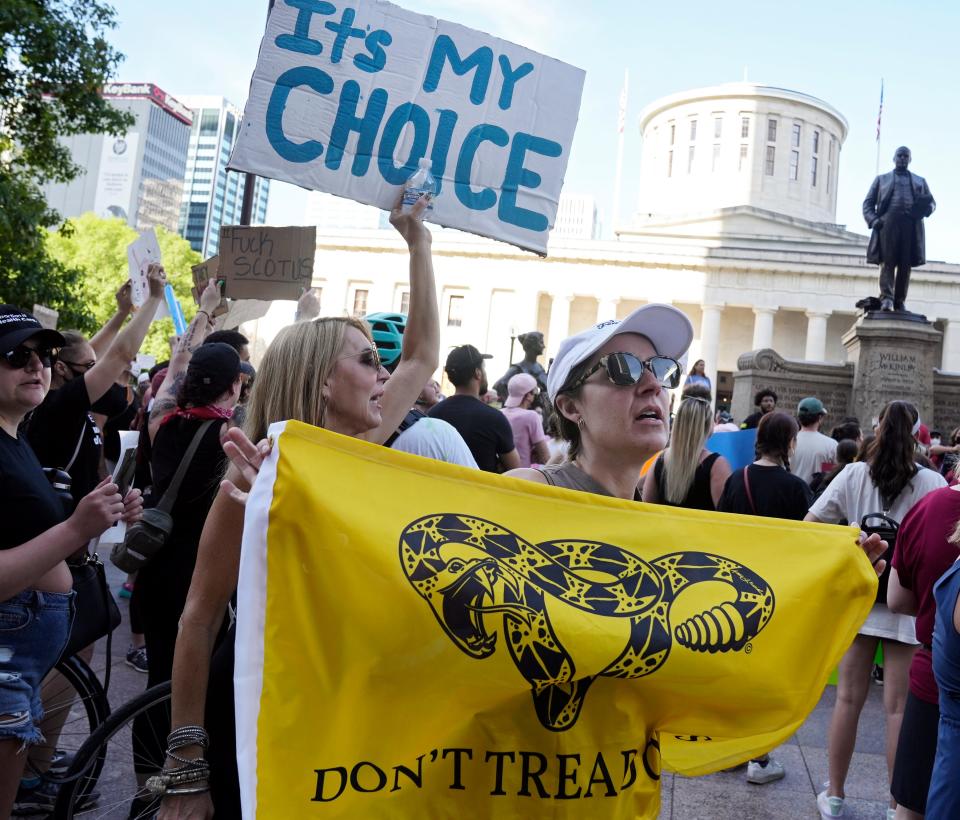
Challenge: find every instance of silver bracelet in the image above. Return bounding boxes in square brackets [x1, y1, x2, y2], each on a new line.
[165, 784, 211, 796]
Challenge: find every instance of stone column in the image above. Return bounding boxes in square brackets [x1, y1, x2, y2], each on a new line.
[546, 292, 574, 361]
[752, 307, 776, 350]
[804, 311, 830, 362]
[700, 305, 723, 396]
[596, 293, 621, 324]
[942, 320, 960, 372]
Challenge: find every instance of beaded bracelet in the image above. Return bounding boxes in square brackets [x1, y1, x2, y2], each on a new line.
[167, 726, 210, 751]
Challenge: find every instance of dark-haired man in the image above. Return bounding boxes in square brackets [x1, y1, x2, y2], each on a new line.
[741, 389, 777, 430]
[429, 345, 520, 472]
[204, 330, 249, 362]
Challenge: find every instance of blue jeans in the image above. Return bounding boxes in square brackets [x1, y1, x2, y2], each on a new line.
[0, 590, 75, 746]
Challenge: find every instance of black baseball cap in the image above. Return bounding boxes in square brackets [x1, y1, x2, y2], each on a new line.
[445, 344, 492, 374]
[0, 305, 65, 356]
[187, 342, 241, 394]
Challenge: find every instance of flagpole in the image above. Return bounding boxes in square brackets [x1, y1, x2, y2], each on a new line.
[613, 70, 628, 235]
[875, 78, 883, 176]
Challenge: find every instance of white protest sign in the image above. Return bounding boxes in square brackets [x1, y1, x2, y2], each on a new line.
[229, 0, 585, 256]
[98, 430, 139, 546]
[126, 229, 161, 306]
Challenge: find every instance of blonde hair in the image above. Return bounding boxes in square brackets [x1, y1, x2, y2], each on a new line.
[662, 397, 714, 505]
[242, 317, 371, 442]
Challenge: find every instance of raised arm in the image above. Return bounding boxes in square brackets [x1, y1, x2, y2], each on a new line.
[148, 279, 224, 442]
[82, 265, 165, 405]
[361, 195, 439, 444]
[89, 280, 134, 357]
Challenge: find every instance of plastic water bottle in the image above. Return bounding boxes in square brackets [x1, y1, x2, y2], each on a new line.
[401, 158, 436, 217]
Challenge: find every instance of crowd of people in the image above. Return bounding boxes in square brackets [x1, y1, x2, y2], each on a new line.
[0, 186, 954, 820]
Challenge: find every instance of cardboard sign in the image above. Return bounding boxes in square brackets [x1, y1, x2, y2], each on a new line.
[218, 225, 315, 301]
[32, 304, 59, 330]
[228, 0, 585, 256]
[191, 256, 229, 316]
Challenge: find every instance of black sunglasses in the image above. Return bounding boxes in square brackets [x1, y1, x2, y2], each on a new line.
[3, 344, 58, 369]
[568, 352, 682, 392]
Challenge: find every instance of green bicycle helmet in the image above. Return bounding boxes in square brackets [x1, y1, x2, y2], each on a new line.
[365, 312, 407, 371]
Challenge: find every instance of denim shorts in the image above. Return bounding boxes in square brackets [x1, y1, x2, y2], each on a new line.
[0, 589, 75, 746]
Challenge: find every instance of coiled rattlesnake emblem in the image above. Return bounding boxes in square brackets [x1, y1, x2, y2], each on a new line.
[399, 514, 775, 731]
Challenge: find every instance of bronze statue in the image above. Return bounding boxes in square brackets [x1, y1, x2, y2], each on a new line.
[862, 146, 935, 313]
[494, 331, 547, 404]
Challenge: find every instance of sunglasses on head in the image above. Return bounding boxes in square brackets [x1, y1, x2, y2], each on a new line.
[3, 344, 58, 369]
[568, 352, 682, 392]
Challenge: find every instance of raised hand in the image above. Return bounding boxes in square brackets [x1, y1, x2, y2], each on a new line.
[146, 263, 167, 299]
[116, 279, 134, 313]
[199, 278, 223, 315]
[220, 427, 273, 506]
[389, 190, 432, 247]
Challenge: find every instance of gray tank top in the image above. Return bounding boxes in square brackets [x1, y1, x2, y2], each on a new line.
[538, 461, 641, 501]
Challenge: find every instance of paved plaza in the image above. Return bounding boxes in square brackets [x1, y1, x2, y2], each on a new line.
[90, 564, 891, 820]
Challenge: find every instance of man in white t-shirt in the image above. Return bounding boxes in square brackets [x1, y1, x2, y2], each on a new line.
[792, 396, 838, 485]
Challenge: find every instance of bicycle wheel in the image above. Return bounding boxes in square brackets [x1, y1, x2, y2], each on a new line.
[53, 681, 171, 820]
[27, 654, 111, 785]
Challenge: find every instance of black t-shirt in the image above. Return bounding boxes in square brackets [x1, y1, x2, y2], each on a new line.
[0, 429, 67, 551]
[741, 411, 765, 430]
[428, 395, 515, 472]
[26, 376, 103, 507]
[717, 464, 813, 521]
[101, 390, 140, 463]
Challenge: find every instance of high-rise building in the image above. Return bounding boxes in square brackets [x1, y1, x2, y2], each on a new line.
[178, 96, 270, 258]
[42, 82, 193, 232]
[552, 194, 601, 239]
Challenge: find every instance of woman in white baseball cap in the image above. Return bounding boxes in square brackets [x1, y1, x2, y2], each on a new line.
[505, 304, 692, 498]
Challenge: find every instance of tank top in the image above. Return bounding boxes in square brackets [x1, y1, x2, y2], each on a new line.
[933, 560, 960, 722]
[653, 451, 721, 511]
[538, 461, 641, 501]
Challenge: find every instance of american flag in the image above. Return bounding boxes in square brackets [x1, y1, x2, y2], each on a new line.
[876, 79, 884, 142]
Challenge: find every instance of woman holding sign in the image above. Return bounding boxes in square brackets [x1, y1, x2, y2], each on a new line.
[157, 194, 438, 819]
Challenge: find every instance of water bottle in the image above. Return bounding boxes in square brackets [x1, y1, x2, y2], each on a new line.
[401, 158, 436, 217]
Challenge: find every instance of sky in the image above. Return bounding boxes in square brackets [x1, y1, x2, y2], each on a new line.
[110, 0, 960, 262]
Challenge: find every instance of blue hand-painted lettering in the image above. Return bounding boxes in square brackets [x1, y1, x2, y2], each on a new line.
[428, 109, 459, 196]
[325, 80, 389, 174]
[275, 0, 335, 55]
[422, 35, 493, 106]
[354, 29, 392, 73]
[499, 132, 562, 231]
[455, 124, 509, 210]
[324, 7, 366, 63]
[377, 103, 431, 184]
[265, 66, 334, 162]
[496, 55, 534, 111]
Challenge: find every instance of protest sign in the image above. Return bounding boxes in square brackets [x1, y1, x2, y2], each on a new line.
[220, 299, 271, 330]
[228, 0, 585, 256]
[126, 229, 162, 307]
[218, 225, 315, 301]
[32, 304, 59, 330]
[98, 430, 139, 546]
[235, 421, 876, 818]
[191, 256, 229, 316]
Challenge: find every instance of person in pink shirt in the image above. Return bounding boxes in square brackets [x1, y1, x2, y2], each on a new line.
[501, 373, 549, 467]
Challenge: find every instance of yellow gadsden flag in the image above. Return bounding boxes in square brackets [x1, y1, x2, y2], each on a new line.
[235, 421, 876, 819]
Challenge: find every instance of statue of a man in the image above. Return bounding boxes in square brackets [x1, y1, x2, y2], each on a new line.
[494, 332, 548, 404]
[862, 146, 935, 313]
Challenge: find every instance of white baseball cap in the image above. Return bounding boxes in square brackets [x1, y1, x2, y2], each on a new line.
[546, 304, 694, 402]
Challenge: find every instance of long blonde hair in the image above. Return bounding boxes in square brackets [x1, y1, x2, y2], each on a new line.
[242, 317, 371, 442]
[662, 396, 714, 504]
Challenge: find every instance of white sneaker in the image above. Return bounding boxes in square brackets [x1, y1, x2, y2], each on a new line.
[746, 757, 785, 784]
[816, 790, 844, 818]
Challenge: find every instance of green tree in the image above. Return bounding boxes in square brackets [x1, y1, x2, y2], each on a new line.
[47, 213, 201, 358]
[0, 1, 133, 326]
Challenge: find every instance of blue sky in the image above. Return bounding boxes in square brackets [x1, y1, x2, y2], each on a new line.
[111, 0, 960, 261]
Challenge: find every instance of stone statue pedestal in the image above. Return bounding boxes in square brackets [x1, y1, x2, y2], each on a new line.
[842, 313, 942, 427]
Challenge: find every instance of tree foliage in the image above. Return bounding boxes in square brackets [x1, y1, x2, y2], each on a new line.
[0, 0, 133, 325]
[47, 213, 201, 358]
